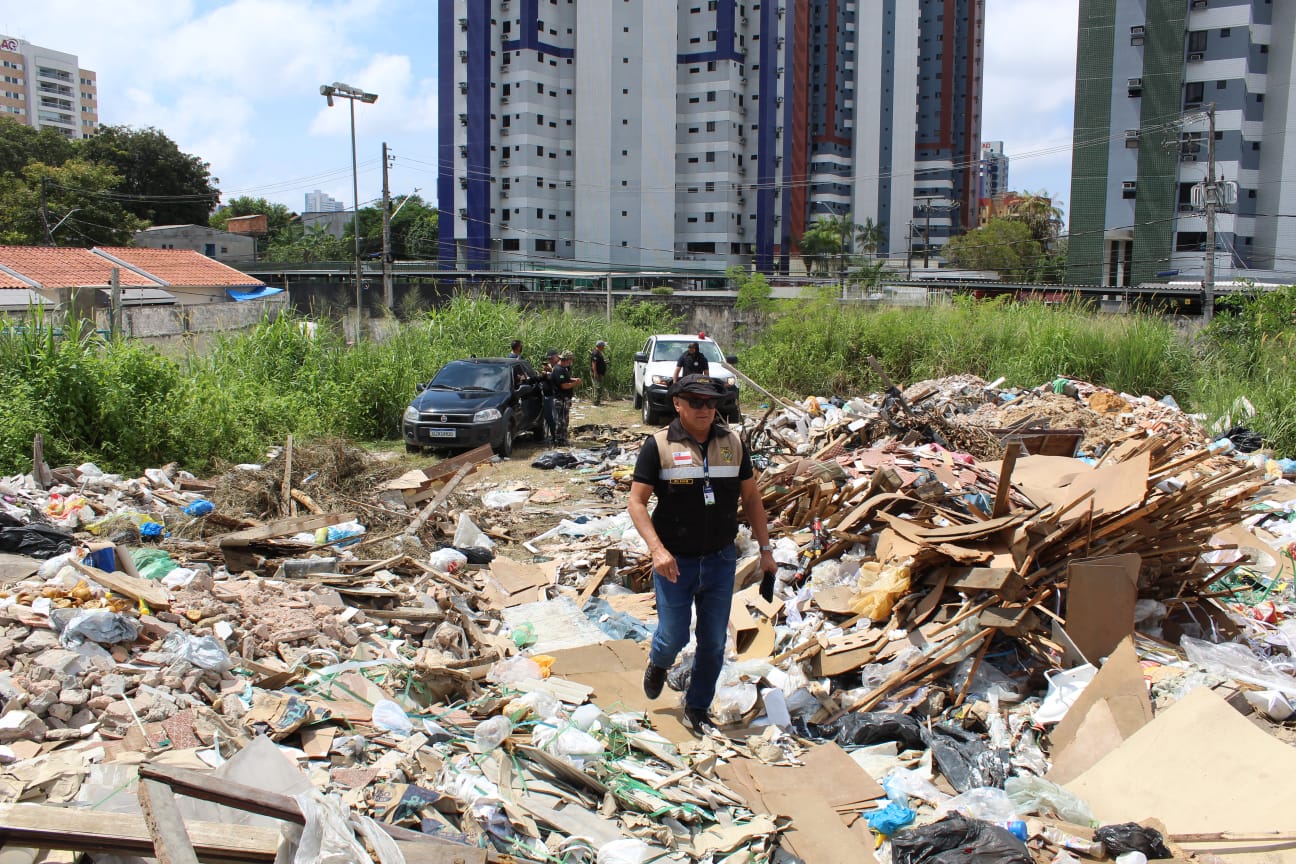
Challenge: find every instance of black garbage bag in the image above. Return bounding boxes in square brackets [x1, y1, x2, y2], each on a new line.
[0, 524, 74, 560]
[1094, 823, 1173, 859]
[923, 723, 1010, 792]
[892, 814, 1031, 864]
[454, 545, 495, 565]
[1223, 426, 1264, 453]
[798, 711, 926, 750]
[531, 451, 580, 470]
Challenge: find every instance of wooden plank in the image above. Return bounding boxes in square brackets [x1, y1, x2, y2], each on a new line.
[217, 512, 355, 546]
[576, 563, 613, 608]
[946, 567, 1021, 593]
[406, 463, 475, 537]
[289, 489, 323, 514]
[138, 778, 200, 864]
[282, 435, 294, 517]
[365, 607, 448, 623]
[991, 444, 1018, 518]
[66, 559, 170, 610]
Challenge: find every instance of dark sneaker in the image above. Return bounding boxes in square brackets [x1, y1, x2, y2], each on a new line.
[643, 663, 668, 700]
[683, 706, 720, 737]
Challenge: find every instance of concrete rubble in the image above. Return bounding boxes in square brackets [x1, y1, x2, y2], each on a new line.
[0, 371, 1291, 864]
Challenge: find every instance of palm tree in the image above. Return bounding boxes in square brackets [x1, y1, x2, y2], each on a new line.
[1004, 193, 1062, 248]
[854, 217, 886, 256]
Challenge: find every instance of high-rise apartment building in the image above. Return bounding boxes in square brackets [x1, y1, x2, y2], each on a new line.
[0, 35, 98, 139]
[305, 190, 345, 212]
[437, 0, 983, 272]
[978, 140, 1008, 200]
[1068, 0, 1291, 287]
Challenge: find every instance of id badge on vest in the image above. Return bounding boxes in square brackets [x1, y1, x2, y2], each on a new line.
[702, 454, 716, 506]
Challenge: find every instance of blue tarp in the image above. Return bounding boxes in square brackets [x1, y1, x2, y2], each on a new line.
[226, 285, 284, 301]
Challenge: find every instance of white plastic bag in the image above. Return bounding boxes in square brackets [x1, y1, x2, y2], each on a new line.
[711, 682, 758, 724]
[937, 786, 1018, 822]
[290, 789, 374, 864]
[482, 490, 531, 509]
[487, 655, 542, 685]
[371, 700, 413, 737]
[428, 547, 468, 575]
[597, 838, 648, 864]
[1033, 664, 1097, 725]
[453, 512, 495, 548]
[1005, 775, 1094, 825]
[473, 716, 513, 751]
[1182, 636, 1296, 697]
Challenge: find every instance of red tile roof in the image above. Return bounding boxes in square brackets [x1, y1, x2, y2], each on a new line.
[94, 247, 263, 287]
[0, 268, 32, 289]
[0, 247, 160, 289]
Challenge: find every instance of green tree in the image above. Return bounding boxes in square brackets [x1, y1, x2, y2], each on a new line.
[855, 217, 886, 256]
[77, 125, 219, 226]
[798, 218, 845, 276]
[210, 196, 294, 239]
[728, 265, 773, 313]
[0, 160, 145, 246]
[1003, 192, 1062, 248]
[263, 222, 348, 262]
[0, 119, 75, 176]
[944, 218, 1042, 281]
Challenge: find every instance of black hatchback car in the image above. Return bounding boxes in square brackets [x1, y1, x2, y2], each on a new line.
[402, 358, 544, 456]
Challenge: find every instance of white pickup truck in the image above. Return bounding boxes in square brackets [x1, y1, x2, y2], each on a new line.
[632, 334, 742, 425]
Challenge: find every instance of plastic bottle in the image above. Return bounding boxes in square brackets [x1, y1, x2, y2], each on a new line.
[1043, 826, 1104, 857]
[996, 821, 1029, 842]
[473, 715, 513, 751]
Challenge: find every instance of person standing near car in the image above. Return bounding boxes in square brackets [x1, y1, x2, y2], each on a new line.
[508, 340, 524, 360]
[628, 374, 776, 736]
[674, 341, 709, 382]
[589, 340, 609, 406]
[549, 351, 582, 446]
[539, 349, 559, 444]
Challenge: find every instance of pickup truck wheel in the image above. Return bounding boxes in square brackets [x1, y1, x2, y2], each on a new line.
[494, 419, 514, 457]
[642, 399, 661, 426]
[633, 390, 642, 409]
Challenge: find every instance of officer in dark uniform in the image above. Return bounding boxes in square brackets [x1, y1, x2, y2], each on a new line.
[628, 374, 776, 735]
[674, 341, 709, 382]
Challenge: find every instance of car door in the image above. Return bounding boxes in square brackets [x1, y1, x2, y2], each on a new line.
[514, 361, 543, 430]
[633, 336, 653, 397]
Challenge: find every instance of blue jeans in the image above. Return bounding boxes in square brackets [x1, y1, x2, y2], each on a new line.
[542, 396, 556, 442]
[650, 543, 737, 712]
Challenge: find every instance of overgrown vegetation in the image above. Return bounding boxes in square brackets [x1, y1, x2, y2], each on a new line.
[3, 290, 1296, 475]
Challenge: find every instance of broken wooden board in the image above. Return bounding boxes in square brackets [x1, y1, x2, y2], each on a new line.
[66, 559, 170, 610]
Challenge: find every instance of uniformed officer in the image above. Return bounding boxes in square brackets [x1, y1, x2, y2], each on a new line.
[628, 374, 776, 735]
[673, 341, 709, 382]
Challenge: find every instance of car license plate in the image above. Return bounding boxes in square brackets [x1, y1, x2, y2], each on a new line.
[425, 428, 456, 439]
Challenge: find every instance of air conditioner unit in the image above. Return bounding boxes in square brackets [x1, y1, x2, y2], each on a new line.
[1122, 181, 1137, 190]
[501, 190, 509, 198]
[501, 127, 510, 135]
[1188, 51, 1205, 61]
[1180, 153, 1198, 162]
[459, 208, 469, 218]
[459, 113, 469, 125]
[1130, 25, 1145, 35]
[499, 158, 509, 167]
[459, 17, 468, 31]
[459, 177, 468, 189]
[459, 50, 469, 61]
[458, 82, 469, 94]
[459, 145, 468, 157]
[736, 226, 746, 235]
[1191, 0, 1208, 8]
[1128, 77, 1142, 88]
[500, 94, 509, 103]
[776, 96, 783, 106]
[738, 136, 747, 145]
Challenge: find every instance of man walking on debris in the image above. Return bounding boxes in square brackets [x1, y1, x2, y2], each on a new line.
[549, 351, 581, 446]
[628, 373, 777, 735]
[674, 341, 709, 382]
[589, 340, 609, 406]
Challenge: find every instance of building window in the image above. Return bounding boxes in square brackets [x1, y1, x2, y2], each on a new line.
[1185, 81, 1204, 105]
[536, 239, 555, 252]
[705, 151, 716, 162]
[1220, 27, 1230, 37]
[706, 120, 716, 131]
[705, 212, 715, 223]
[706, 91, 716, 102]
[1188, 30, 1207, 52]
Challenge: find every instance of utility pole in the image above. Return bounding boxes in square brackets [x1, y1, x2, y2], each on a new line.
[839, 215, 850, 301]
[382, 142, 394, 310]
[906, 221, 914, 280]
[923, 201, 933, 269]
[1203, 102, 1217, 322]
[40, 178, 53, 245]
[605, 273, 613, 322]
[109, 268, 120, 340]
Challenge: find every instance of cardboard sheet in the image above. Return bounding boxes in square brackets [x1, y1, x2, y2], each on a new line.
[1049, 637, 1152, 760]
[717, 743, 880, 864]
[1060, 451, 1151, 519]
[545, 640, 692, 742]
[1065, 554, 1140, 664]
[486, 556, 552, 607]
[1067, 687, 1296, 863]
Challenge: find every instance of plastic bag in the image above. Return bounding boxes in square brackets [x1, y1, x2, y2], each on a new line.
[866, 801, 917, 835]
[849, 559, 912, 621]
[937, 787, 1018, 823]
[597, 838, 648, 864]
[1034, 664, 1097, 725]
[290, 788, 374, 864]
[532, 451, 580, 470]
[711, 682, 758, 724]
[453, 513, 494, 549]
[482, 490, 531, 509]
[1004, 775, 1094, 825]
[371, 699, 413, 737]
[182, 498, 215, 516]
[892, 814, 1031, 864]
[487, 655, 542, 685]
[133, 548, 178, 582]
[1094, 823, 1172, 860]
[474, 715, 513, 751]
[161, 630, 233, 672]
[1181, 636, 1296, 697]
[924, 724, 1009, 793]
[428, 548, 468, 575]
[799, 711, 926, 750]
[0, 524, 74, 559]
[50, 608, 139, 647]
[533, 725, 605, 761]
[885, 768, 949, 807]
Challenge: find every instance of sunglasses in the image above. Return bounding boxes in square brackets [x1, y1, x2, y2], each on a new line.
[681, 397, 717, 410]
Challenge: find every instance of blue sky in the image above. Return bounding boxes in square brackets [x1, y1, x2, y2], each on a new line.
[2, 0, 1078, 222]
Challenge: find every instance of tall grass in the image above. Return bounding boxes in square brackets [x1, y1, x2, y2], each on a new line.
[3, 292, 1293, 476]
[741, 295, 1196, 402]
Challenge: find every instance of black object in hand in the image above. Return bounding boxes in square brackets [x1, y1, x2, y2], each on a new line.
[760, 570, 776, 603]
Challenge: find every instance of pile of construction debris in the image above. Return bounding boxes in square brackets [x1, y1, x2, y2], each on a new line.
[0, 370, 1292, 864]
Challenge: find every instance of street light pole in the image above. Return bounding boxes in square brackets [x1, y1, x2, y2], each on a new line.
[320, 82, 378, 341]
